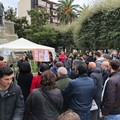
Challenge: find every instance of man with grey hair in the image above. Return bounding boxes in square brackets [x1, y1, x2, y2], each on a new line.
[56, 67, 70, 91]
[56, 67, 71, 112]
[111, 50, 119, 60]
[0, 2, 4, 26]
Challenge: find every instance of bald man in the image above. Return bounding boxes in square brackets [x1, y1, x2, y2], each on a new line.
[88, 62, 96, 70]
[101, 61, 110, 85]
[88, 62, 103, 120]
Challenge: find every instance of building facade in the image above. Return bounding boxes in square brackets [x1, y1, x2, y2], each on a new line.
[18, 0, 57, 24]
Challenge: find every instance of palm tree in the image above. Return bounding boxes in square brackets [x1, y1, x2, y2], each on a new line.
[56, 0, 80, 24]
[79, 4, 89, 12]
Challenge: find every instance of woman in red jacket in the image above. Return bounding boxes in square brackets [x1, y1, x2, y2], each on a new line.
[30, 63, 49, 92]
[59, 51, 67, 63]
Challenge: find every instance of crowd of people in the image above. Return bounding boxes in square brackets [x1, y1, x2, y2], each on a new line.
[0, 50, 120, 120]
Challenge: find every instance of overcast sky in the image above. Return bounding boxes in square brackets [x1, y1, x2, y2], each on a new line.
[0, 0, 97, 10]
[0, 0, 18, 10]
[52, 0, 96, 6]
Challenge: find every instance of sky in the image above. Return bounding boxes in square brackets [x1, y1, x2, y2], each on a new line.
[0, 0, 97, 11]
[52, 0, 96, 6]
[0, 0, 18, 10]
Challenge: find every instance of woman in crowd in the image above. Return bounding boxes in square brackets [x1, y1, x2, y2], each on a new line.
[17, 61, 33, 102]
[30, 63, 49, 92]
[24, 70, 63, 120]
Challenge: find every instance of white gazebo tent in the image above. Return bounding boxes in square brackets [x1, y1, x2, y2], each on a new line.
[0, 38, 55, 60]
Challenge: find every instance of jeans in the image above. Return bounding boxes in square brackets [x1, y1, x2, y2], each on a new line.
[76, 111, 91, 120]
[104, 114, 120, 120]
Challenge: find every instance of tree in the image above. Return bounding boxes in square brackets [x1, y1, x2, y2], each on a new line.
[26, 27, 57, 48]
[58, 30, 75, 51]
[4, 7, 29, 38]
[56, 0, 80, 24]
[26, 8, 57, 47]
[4, 7, 17, 21]
[28, 8, 50, 28]
[4, 6, 75, 51]
[14, 17, 29, 38]
[74, 0, 120, 51]
[79, 4, 89, 12]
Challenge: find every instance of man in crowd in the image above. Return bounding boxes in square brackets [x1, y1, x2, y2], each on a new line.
[101, 61, 110, 85]
[103, 54, 111, 62]
[56, 67, 71, 112]
[17, 55, 29, 70]
[111, 51, 119, 60]
[101, 59, 120, 120]
[50, 61, 64, 77]
[0, 66, 24, 120]
[88, 62, 103, 120]
[56, 67, 70, 91]
[94, 51, 104, 69]
[63, 62, 94, 120]
[69, 59, 81, 79]
[0, 56, 5, 67]
[64, 54, 72, 76]
[86, 51, 95, 63]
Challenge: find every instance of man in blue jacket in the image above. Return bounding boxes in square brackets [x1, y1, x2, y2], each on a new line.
[62, 62, 95, 120]
[0, 66, 24, 120]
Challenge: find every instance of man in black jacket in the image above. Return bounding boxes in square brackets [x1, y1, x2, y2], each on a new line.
[0, 66, 24, 120]
[88, 62, 103, 120]
[101, 59, 120, 120]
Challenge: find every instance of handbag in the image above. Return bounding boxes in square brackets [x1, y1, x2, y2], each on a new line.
[39, 88, 59, 111]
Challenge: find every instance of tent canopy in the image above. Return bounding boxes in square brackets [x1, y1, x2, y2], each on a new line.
[0, 38, 55, 59]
